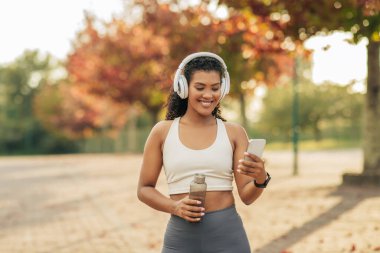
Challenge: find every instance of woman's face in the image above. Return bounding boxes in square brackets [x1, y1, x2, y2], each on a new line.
[187, 70, 221, 116]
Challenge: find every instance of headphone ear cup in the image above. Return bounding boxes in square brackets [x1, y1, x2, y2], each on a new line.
[177, 74, 188, 99]
[220, 77, 227, 100]
[222, 72, 230, 99]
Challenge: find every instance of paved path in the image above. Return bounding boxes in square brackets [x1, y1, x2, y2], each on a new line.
[0, 149, 379, 253]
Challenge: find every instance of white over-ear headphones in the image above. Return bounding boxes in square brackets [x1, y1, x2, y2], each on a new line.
[173, 52, 230, 100]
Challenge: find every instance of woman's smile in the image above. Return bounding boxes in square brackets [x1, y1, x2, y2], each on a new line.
[199, 99, 214, 107]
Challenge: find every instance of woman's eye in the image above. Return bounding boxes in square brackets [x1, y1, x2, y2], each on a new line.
[195, 86, 219, 91]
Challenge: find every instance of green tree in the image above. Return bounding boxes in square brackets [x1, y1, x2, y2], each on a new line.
[221, 0, 380, 183]
[0, 50, 77, 154]
[259, 81, 364, 142]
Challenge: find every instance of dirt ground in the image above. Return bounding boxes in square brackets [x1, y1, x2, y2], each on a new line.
[0, 149, 379, 253]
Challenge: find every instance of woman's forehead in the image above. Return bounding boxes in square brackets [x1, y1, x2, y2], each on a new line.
[191, 70, 221, 82]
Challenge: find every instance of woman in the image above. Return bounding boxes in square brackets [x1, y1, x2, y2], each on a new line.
[137, 52, 270, 253]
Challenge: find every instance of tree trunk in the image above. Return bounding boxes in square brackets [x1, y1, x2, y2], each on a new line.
[343, 40, 380, 186]
[363, 41, 380, 175]
[239, 92, 248, 129]
[313, 121, 322, 142]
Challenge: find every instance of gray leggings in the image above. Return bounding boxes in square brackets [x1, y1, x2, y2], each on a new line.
[162, 205, 251, 253]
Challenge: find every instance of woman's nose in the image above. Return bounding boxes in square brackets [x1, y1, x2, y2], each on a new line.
[202, 90, 213, 98]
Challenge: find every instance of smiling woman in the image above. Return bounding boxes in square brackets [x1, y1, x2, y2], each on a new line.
[0, 0, 123, 64]
[137, 52, 271, 253]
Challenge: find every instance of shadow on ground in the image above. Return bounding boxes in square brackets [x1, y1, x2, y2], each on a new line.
[254, 184, 379, 253]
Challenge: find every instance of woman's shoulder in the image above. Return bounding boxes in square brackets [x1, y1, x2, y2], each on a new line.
[153, 119, 174, 130]
[223, 121, 247, 134]
[222, 121, 249, 143]
[149, 119, 176, 140]
[221, 121, 249, 151]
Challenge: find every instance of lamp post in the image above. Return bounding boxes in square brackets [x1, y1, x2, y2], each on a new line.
[292, 55, 299, 176]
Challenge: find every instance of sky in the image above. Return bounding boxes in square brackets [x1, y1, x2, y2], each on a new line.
[305, 32, 367, 88]
[0, 0, 368, 89]
[0, 0, 124, 63]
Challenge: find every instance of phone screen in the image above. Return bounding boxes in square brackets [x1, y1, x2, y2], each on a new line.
[245, 139, 266, 161]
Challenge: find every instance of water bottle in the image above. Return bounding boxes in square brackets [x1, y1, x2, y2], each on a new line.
[189, 173, 207, 209]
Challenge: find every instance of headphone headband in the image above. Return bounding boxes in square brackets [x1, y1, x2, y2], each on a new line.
[177, 52, 228, 72]
[173, 52, 230, 100]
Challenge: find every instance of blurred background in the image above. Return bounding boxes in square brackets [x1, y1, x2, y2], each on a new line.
[0, 0, 375, 156]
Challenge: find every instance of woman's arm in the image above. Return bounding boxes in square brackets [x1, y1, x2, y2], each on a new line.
[137, 122, 204, 222]
[137, 122, 176, 213]
[229, 124, 268, 205]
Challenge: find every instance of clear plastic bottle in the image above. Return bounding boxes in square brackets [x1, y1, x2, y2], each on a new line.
[189, 173, 207, 209]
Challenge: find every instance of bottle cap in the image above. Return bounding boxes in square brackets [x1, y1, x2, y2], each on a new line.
[194, 173, 205, 184]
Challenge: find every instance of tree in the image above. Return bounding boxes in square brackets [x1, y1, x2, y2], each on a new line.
[135, 1, 221, 122]
[221, 0, 380, 184]
[146, 0, 297, 127]
[212, 12, 294, 127]
[67, 15, 169, 124]
[0, 51, 51, 152]
[34, 82, 127, 139]
[67, 5, 221, 125]
[259, 81, 364, 142]
[68, 1, 297, 129]
[0, 50, 78, 154]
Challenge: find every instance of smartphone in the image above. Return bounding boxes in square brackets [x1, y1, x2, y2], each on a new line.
[244, 139, 266, 161]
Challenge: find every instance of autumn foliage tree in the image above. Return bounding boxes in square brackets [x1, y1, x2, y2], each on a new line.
[66, 4, 222, 124]
[66, 1, 297, 130]
[146, 0, 297, 126]
[221, 0, 380, 183]
[211, 11, 296, 126]
[67, 15, 170, 124]
[34, 83, 127, 139]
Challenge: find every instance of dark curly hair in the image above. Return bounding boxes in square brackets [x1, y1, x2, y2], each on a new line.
[165, 56, 226, 121]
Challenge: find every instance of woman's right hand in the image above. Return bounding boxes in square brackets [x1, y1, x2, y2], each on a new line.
[172, 197, 205, 222]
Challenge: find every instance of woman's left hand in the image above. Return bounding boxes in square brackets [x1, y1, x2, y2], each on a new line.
[237, 152, 267, 183]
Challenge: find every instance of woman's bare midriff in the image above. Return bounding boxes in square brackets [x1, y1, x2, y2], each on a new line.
[170, 191, 235, 213]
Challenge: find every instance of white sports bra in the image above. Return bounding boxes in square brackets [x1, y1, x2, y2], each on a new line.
[163, 117, 234, 195]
